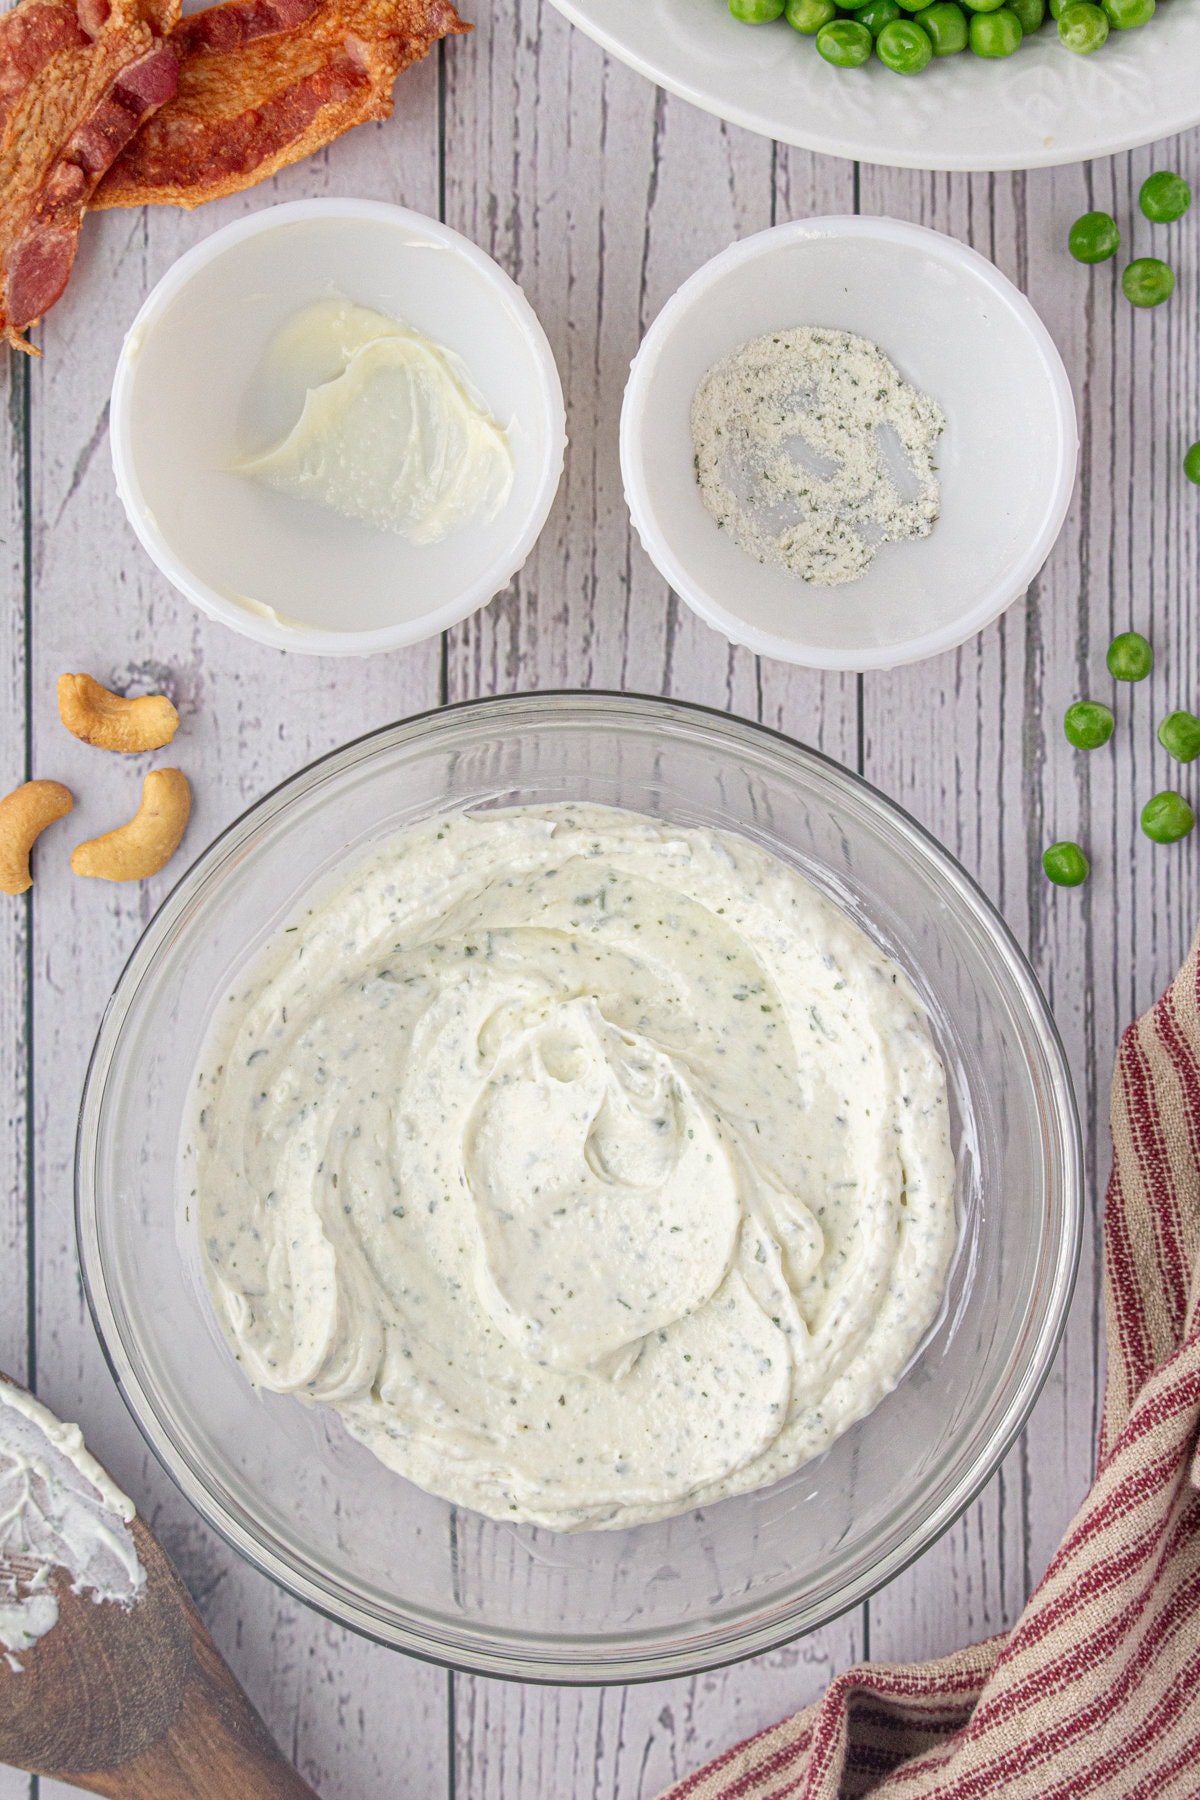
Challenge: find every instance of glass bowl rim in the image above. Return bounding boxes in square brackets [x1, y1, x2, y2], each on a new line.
[75, 689, 1083, 1684]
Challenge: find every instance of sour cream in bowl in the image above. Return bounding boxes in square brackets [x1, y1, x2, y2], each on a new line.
[110, 200, 566, 656]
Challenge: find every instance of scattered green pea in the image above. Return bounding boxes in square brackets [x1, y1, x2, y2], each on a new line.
[1157, 712, 1200, 764]
[876, 16, 933, 66]
[1139, 171, 1191, 223]
[1185, 442, 1200, 486]
[1057, 0, 1108, 47]
[915, 0, 969, 45]
[1122, 257, 1175, 307]
[1141, 791, 1196, 844]
[970, 7, 1022, 49]
[1064, 701, 1115, 749]
[1107, 631, 1154, 681]
[1068, 211, 1120, 263]
[729, 0, 786, 19]
[1102, 0, 1154, 24]
[786, 0, 838, 32]
[816, 16, 874, 57]
[1043, 841, 1090, 886]
[855, 0, 902, 33]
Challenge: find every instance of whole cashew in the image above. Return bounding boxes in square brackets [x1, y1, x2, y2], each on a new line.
[0, 780, 75, 894]
[71, 769, 192, 883]
[58, 673, 180, 754]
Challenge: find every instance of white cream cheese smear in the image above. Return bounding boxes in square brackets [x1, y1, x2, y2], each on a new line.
[238, 299, 514, 543]
[0, 1384, 144, 1671]
[191, 804, 956, 1532]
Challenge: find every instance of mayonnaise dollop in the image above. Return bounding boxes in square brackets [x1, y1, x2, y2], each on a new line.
[191, 805, 956, 1531]
[237, 299, 513, 543]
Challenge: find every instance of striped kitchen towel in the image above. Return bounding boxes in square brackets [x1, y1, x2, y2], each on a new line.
[660, 931, 1200, 1800]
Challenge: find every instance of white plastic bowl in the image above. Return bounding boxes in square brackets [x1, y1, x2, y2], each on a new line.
[621, 216, 1078, 673]
[110, 200, 567, 657]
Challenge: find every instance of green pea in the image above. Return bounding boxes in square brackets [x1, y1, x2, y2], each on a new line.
[786, 0, 838, 30]
[1048, 0, 1065, 15]
[1042, 841, 1090, 887]
[1064, 700, 1115, 750]
[729, 0, 786, 20]
[816, 16, 873, 56]
[962, 0, 1005, 13]
[1107, 631, 1153, 681]
[1103, 0, 1154, 23]
[1057, 1, 1108, 48]
[970, 8, 1022, 50]
[1139, 171, 1191, 223]
[856, 0, 902, 32]
[1122, 257, 1175, 308]
[876, 16, 934, 63]
[915, 0, 969, 46]
[1141, 792, 1196, 844]
[1068, 211, 1120, 263]
[1157, 712, 1200, 764]
[1185, 442, 1200, 485]
[1008, 0, 1046, 31]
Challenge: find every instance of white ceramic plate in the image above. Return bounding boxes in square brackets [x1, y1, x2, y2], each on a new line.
[550, 0, 1200, 172]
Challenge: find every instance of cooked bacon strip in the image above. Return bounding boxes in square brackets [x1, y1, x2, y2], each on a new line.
[0, 0, 179, 352]
[93, 0, 467, 211]
[0, 4, 89, 136]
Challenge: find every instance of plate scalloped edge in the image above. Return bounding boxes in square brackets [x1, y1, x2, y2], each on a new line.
[549, 0, 1200, 172]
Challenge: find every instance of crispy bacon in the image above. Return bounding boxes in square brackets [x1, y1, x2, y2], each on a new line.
[0, 0, 180, 352]
[0, 3, 89, 136]
[92, 0, 467, 211]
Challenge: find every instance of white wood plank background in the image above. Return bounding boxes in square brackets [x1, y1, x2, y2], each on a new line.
[2, 5, 1199, 1793]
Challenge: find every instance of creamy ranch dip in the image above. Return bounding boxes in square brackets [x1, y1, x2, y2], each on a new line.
[191, 804, 956, 1531]
[0, 1384, 144, 1672]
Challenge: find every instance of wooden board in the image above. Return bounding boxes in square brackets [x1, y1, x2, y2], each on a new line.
[1, 9, 1197, 1796]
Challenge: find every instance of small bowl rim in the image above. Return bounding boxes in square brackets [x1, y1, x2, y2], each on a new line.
[109, 198, 567, 659]
[620, 214, 1079, 673]
[75, 690, 1083, 1684]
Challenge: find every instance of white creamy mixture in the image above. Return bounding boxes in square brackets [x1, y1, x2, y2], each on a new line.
[0, 1384, 144, 1672]
[238, 299, 513, 542]
[191, 804, 956, 1531]
[691, 327, 945, 586]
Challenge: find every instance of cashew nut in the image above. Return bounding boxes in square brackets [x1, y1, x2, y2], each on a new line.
[71, 769, 191, 883]
[0, 780, 75, 894]
[58, 672, 180, 754]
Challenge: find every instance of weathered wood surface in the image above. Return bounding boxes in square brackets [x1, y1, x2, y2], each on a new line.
[1, 5, 1198, 1794]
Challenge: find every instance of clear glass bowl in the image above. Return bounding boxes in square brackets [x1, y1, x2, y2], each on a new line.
[77, 694, 1082, 1682]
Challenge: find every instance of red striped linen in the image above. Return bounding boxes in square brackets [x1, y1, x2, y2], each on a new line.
[658, 932, 1200, 1800]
